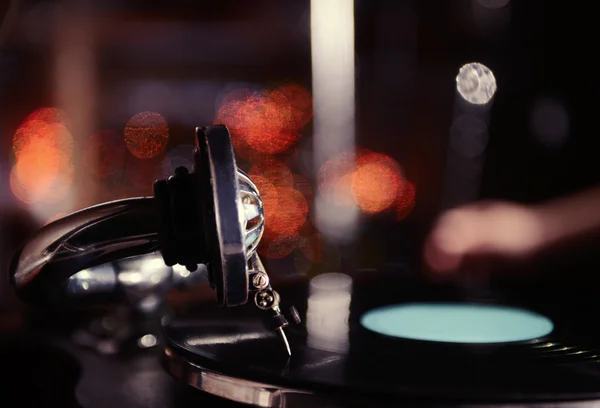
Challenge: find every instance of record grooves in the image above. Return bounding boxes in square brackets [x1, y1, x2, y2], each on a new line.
[162, 269, 600, 406]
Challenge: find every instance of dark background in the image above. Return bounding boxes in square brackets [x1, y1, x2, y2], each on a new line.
[2, 1, 598, 263]
[1, 0, 600, 406]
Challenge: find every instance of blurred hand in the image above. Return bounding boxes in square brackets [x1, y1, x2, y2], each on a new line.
[423, 201, 544, 275]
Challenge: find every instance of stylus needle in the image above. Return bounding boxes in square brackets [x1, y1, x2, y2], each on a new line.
[277, 327, 292, 356]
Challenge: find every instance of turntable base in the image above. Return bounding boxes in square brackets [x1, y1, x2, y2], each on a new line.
[161, 269, 600, 407]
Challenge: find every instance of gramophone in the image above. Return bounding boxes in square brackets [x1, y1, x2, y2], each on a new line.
[9, 125, 299, 356]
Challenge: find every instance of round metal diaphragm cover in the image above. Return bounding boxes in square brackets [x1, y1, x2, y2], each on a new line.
[194, 125, 248, 307]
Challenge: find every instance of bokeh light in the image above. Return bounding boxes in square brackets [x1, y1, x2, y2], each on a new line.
[276, 83, 313, 128]
[456, 62, 497, 105]
[249, 159, 294, 189]
[124, 111, 170, 159]
[249, 159, 311, 259]
[268, 187, 308, 236]
[10, 108, 74, 204]
[262, 234, 300, 260]
[214, 84, 312, 160]
[317, 151, 358, 205]
[395, 179, 416, 221]
[9, 169, 32, 204]
[318, 149, 410, 216]
[13, 119, 73, 160]
[352, 160, 400, 214]
[249, 175, 279, 227]
[12, 142, 74, 203]
[25, 107, 71, 129]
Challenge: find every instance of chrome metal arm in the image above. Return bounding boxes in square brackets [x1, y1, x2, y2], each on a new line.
[10, 198, 159, 304]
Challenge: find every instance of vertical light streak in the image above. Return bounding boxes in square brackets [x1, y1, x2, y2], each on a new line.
[311, 0, 358, 242]
[442, 62, 497, 210]
[53, 1, 97, 213]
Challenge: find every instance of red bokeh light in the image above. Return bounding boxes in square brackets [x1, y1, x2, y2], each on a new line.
[250, 160, 310, 259]
[124, 111, 169, 159]
[395, 179, 417, 221]
[249, 159, 294, 189]
[277, 84, 313, 128]
[214, 84, 312, 160]
[25, 107, 70, 126]
[250, 175, 279, 227]
[260, 234, 300, 260]
[267, 187, 308, 237]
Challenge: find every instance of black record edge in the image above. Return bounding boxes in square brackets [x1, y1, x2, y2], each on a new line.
[161, 270, 600, 406]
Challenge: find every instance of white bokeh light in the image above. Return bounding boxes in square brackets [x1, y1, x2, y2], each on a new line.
[456, 62, 497, 105]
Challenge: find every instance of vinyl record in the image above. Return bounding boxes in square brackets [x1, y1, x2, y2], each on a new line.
[161, 268, 600, 407]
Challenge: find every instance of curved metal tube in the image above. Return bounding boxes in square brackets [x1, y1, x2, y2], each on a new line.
[10, 198, 159, 304]
[9, 173, 265, 305]
[8, 126, 267, 309]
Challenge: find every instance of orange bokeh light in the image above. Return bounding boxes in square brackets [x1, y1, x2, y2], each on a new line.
[11, 140, 74, 204]
[250, 160, 308, 237]
[214, 84, 312, 160]
[260, 234, 300, 260]
[124, 111, 169, 159]
[9, 168, 32, 204]
[317, 151, 357, 205]
[13, 120, 73, 160]
[318, 149, 409, 215]
[250, 160, 310, 259]
[250, 175, 279, 226]
[249, 159, 294, 189]
[10, 108, 75, 204]
[25, 107, 70, 126]
[331, 173, 355, 206]
[277, 84, 313, 128]
[268, 187, 308, 236]
[352, 155, 402, 214]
